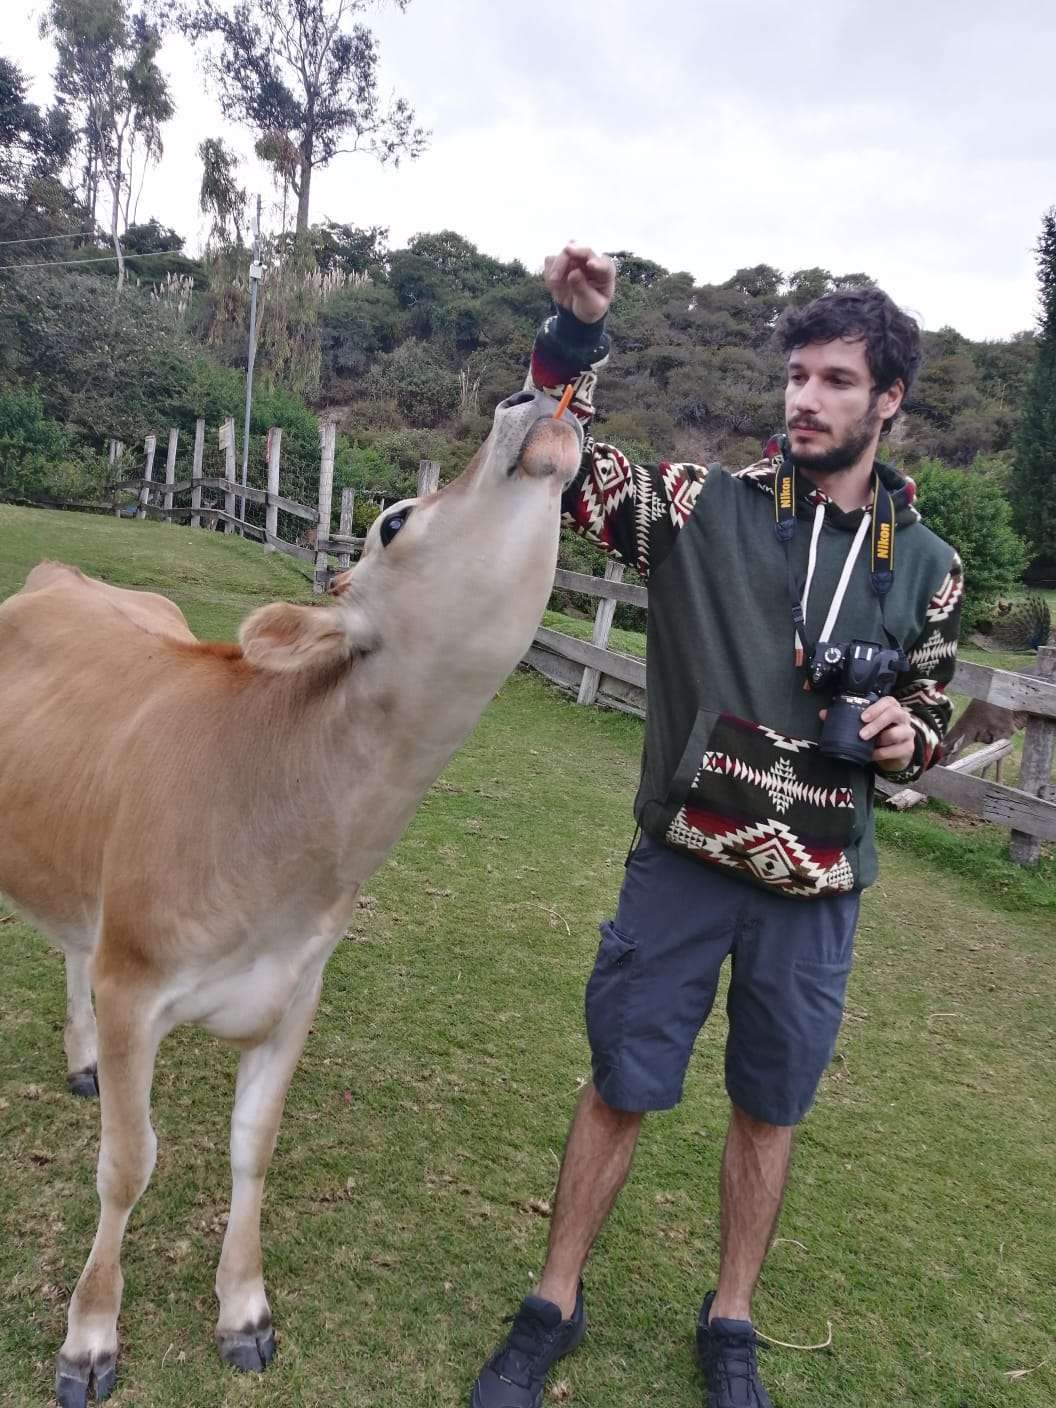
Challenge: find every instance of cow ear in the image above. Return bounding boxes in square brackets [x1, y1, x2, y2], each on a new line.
[240, 602, 372, 673]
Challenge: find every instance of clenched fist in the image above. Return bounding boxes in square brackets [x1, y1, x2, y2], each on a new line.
[544, 243, 616, 325]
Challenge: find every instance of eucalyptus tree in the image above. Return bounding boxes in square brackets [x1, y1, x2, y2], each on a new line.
[184, 0, 428, 238]
[43, 0, 174, 286]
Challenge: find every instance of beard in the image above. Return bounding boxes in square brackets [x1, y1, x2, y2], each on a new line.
[789, 402, 881, 475]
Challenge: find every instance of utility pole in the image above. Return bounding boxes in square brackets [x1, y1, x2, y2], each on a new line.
[240, 194, 263, 529]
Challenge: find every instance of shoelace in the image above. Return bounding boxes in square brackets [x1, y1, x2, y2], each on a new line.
[712, 1328, 762, 1404]
[491, 1308, 556, 1390]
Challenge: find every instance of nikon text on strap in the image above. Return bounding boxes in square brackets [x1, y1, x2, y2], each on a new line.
[772, 435, 899, 667]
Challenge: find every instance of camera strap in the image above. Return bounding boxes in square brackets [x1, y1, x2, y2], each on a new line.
[773, 436, 899, 668]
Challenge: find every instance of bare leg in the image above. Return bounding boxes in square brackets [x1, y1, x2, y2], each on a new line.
[535, 1083, 643, 1319]
[63, 950, 99, 1097]
[56, 980, 162, 1408]
[214, 978, 322, 1371]
[709, 1103, 793, 1323]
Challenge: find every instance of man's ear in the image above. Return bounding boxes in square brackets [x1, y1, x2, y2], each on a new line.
[240, 602, 376, 673]
[879, 377, 905, 421]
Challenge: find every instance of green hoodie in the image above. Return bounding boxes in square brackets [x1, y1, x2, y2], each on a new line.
[528, 311, 963, 899]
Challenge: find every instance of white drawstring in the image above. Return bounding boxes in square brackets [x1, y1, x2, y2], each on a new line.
[798, 505, 872, 658]
[797, 503, 826, 661]
[819, 512, 872, 644]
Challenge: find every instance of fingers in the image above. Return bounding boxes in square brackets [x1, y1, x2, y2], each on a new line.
[544, 244, 615, 298]
[858, 699, 910, 742]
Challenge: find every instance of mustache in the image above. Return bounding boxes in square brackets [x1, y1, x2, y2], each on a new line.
[788, 418, 830, 432]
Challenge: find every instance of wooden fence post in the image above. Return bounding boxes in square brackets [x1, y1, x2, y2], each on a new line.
[1009, 644, 1056, 866]
[221, 417, 236, 532]
[163, 427, 178, 520]
[314, 418, 337, 594]
[190, 418, 205, 528]
[264, 427, 282, 550]
[136, 433, 157, 519]
[109, 441, 125, 516]
[417, 458, 440, 499]
[577, 560, 625, 706]
[337, 486, 355, 570]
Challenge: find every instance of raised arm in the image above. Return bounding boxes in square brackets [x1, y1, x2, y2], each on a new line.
[526, 244, 712, 581]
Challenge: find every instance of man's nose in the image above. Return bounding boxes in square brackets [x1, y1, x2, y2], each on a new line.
[792, 378, 822, 412]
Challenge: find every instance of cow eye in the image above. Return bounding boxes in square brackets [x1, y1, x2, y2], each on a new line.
[380, 507, 412, 548]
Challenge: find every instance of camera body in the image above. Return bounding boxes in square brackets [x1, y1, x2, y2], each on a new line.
[808, 639, 907, 765]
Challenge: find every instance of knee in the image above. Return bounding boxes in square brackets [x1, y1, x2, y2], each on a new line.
[97, 1126, 157, 1207]
[585, 1082, 646, 1131]
[729, 1101, 794, 1142]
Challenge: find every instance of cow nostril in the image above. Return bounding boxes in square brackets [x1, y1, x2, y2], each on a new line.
[497, 391, 535, 411]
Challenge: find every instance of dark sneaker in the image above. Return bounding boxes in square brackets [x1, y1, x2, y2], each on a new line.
[696, 1291, 774, 1408]
[470, 1285, 586, 1408]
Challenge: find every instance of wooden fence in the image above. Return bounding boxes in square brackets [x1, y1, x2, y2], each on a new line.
[527, 565, 1056, 866]
[106, 419, 440, 595]
[29, 426, 1056, 861]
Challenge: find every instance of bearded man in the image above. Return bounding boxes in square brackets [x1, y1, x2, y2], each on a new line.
[469, 247, 963, 1408]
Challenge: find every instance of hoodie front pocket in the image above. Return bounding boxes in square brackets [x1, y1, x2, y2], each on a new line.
[659, 710, 860, 897]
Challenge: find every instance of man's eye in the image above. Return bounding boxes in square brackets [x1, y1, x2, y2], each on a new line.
[380, 508, 411, 547]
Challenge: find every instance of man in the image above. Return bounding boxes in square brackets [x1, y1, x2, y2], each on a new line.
[469, 247, 963, 1408]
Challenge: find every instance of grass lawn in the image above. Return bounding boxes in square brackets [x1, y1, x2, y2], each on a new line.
[1, 506, 1054, 1407]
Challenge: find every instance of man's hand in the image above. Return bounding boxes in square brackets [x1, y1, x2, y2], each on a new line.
[818, 698, 917, 772]
[544, 243, 616, 324]
[858, 697, 916, 773]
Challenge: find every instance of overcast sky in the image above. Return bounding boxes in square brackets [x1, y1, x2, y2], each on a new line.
[9, 0, 1056, 340]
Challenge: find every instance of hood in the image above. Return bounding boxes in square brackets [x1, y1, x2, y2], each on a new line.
[735, 439, 921, 532]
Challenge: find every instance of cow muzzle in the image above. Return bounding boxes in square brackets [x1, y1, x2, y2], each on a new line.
[492, 390, 584, 486]
[515, 414, 582, 482]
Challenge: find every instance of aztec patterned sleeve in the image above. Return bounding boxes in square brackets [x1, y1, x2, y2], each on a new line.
[526, 307, 709, 581]
[883, 554, 964, 783]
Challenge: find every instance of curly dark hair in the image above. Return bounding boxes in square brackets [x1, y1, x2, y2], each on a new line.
[776, 288, 921, 432]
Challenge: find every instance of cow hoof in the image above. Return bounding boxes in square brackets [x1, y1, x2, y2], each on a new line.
[217, 1325, 276, 1373]
[55, 1351, 116, 1406]
[67, 1067, 99, 1099]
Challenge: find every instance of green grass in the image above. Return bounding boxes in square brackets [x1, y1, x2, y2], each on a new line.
[0, 504, 313, 639]
[1, 507, 1054, 1407]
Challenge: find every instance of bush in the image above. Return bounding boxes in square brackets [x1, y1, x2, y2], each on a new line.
[367, 339, 460, 427]
[0, 384, 107, 501]
[911, 459, 1029, 632]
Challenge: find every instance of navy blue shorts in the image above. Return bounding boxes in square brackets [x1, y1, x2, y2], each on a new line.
[585, 833, 860, 1125]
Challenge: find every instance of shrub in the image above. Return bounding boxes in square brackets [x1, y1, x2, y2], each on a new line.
[911, 459, 1029, 633]
[0, 384, 107, 502]
[367, 339, 460, 427]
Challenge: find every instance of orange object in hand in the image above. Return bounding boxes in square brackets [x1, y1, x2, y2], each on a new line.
[554, 383, 575, 419]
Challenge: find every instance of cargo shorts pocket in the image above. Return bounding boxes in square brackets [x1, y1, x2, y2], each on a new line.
[584, 921, 637, 1074]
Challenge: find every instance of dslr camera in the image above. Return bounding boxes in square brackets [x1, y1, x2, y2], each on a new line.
[808, 640, 907, 766]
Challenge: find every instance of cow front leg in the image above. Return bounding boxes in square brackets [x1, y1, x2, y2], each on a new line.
[55, 981, 162, 1406]
[64, 950, 99, 1098]
[215, 979, 321, 1373]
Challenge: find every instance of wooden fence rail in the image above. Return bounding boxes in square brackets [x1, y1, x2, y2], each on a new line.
[528, 574, 1056, 863]
[105, 419, 442, 588]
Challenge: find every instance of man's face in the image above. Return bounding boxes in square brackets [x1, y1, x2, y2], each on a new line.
[784, 338, 903, 474]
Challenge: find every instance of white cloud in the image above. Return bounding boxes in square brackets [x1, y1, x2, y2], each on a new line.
[8, 0, 1056, 338]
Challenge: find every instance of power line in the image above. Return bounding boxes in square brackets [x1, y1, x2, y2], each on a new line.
[0, 229, 97, 249]
[0, 252, 161, 273]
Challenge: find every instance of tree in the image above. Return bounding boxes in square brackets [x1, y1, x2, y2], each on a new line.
[607, 251, 670, 288]
[0, 56, 76, 195]
[122, 216, 183, 252]
[913, 459, 1028, 632]
[276, 218, 388, 275]
[44, 0, 175, 286]
[197, 136, 246, 245]
[785, 267, 832, 305]
[1011, 207, 1056, 570]
[186, 0, 429, 236]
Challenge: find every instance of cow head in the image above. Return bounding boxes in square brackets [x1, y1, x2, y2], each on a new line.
[241, 392, 582, 713]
